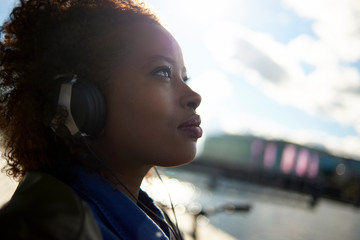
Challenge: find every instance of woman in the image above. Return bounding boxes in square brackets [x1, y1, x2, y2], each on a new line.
[0, 0, 202, 239]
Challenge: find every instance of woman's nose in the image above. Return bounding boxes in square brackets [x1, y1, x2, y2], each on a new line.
[181, 85, 202, 111]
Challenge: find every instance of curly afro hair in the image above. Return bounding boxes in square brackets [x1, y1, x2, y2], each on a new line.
[0, 0, 158, 180]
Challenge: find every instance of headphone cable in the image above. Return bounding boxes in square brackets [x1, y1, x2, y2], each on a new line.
[79, 137, 183, 240]
[154, 167, 183, 239]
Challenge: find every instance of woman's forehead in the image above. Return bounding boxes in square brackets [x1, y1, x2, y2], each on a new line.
[120, 23, 184, 65]
[127, 23, 180, 54]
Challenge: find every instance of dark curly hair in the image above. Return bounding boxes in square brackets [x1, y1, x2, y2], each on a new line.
[0, 0, 158, 180]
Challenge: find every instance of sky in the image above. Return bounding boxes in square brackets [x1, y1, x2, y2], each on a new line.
[1, 0, 360, 159]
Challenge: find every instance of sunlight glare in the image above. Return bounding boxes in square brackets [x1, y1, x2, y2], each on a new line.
[173, 0, 241, 24]
[141, 174, 198, 206]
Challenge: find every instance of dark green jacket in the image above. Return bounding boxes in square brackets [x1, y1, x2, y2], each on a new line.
[0, 171, 102, 239]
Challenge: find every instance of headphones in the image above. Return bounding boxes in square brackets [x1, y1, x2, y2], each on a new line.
[50, 76, 183, 240]
[50, 75, 107, 138]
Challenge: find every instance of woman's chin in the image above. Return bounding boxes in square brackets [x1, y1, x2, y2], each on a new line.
[156, 153, 197, 168]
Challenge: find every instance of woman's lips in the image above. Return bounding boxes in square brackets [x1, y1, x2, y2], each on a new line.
[178, 115, 203, 139]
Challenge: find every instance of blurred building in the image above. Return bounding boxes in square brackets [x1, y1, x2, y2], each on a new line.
[189, 134, 360, 206]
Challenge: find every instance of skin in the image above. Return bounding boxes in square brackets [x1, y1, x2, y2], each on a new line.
[92, 23, 202, 201]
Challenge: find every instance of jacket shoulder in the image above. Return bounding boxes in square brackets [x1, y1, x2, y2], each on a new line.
[0, 171, 102, 240]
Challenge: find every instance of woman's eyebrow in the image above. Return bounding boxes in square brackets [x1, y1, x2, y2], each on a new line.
[149, 55, 187, 72]
[149, 55, 175, 65]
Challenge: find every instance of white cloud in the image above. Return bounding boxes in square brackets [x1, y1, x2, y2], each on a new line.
[284, 0, 360, 133]
[189, 70, 234, 101]
[283, 0, 360, 62]
[220, 111, 287, 137]
[202, 0, 360, 158]
[171, 0, 244, 23]
[205, 20, 360, 138]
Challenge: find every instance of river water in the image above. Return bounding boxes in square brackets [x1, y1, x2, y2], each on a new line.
[164, 168, 360, 240]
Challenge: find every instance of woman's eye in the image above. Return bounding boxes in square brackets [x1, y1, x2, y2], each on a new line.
[152, 67, 171, 79]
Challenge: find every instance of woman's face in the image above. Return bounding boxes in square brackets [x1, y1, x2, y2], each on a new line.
[95, 23, 202, 172]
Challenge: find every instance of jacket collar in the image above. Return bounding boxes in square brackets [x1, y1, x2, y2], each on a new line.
[70, 167, 171, 240]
